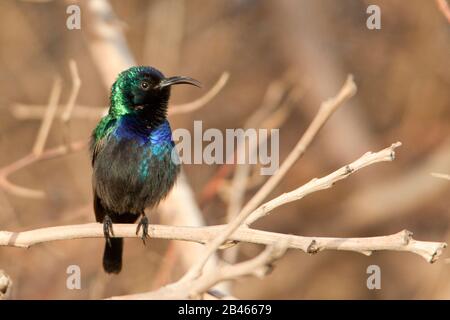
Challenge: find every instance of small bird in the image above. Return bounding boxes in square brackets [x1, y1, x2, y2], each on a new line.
[90, 66, 200, 273]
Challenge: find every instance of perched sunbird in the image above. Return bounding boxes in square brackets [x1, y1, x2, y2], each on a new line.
[90, 66, 200, 273]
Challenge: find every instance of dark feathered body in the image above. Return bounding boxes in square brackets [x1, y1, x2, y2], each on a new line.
[92, 116, 179, 216]
[90, 66, 198, 273]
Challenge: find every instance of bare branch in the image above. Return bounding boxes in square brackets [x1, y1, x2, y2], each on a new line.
[1, 223, 444, 263]
[431, 172, 450, 181]
[245, 142, 401, 225]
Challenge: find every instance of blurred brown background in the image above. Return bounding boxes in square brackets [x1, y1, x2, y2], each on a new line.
[0, 0, 449, 299]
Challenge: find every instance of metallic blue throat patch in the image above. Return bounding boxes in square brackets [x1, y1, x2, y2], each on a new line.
[112, 116, 176, 179]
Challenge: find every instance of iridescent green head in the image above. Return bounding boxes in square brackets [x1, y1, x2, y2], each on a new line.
[109, 66, 201, 125]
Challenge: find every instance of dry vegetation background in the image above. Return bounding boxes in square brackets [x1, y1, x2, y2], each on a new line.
[0, 0, 449, 299]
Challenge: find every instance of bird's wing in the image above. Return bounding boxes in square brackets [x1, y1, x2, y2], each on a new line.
[91, 136, 107, 166]
[90, 116, 116, 166]
[93, 189, 106, 222]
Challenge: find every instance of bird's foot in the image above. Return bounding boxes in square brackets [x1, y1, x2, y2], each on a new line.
[136, 215, 149, 244]
[103, 215, 114, 247]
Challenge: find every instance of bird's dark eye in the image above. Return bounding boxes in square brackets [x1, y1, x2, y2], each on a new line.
[140, 81, 150, 90]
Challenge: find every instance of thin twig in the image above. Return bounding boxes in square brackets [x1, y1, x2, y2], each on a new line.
[0, 140, 88, 198]
[431, 172, 450, 181]
[32, 77, 62, 156]
[436, 0, 450, 23]
[61, 60, 81, 148]
[338, 141, 450, 231]
[10, 104, 104, 120]
[10, 72, 229, 120]
[245, 142, 401, 225]
[61, 60, 81, 122]
[169, 72, 229, 115]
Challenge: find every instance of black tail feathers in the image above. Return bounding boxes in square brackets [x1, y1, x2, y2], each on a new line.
[103, 238, 123, 274]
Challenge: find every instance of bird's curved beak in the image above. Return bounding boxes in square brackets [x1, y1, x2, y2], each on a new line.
[156, 76, 202, 89]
